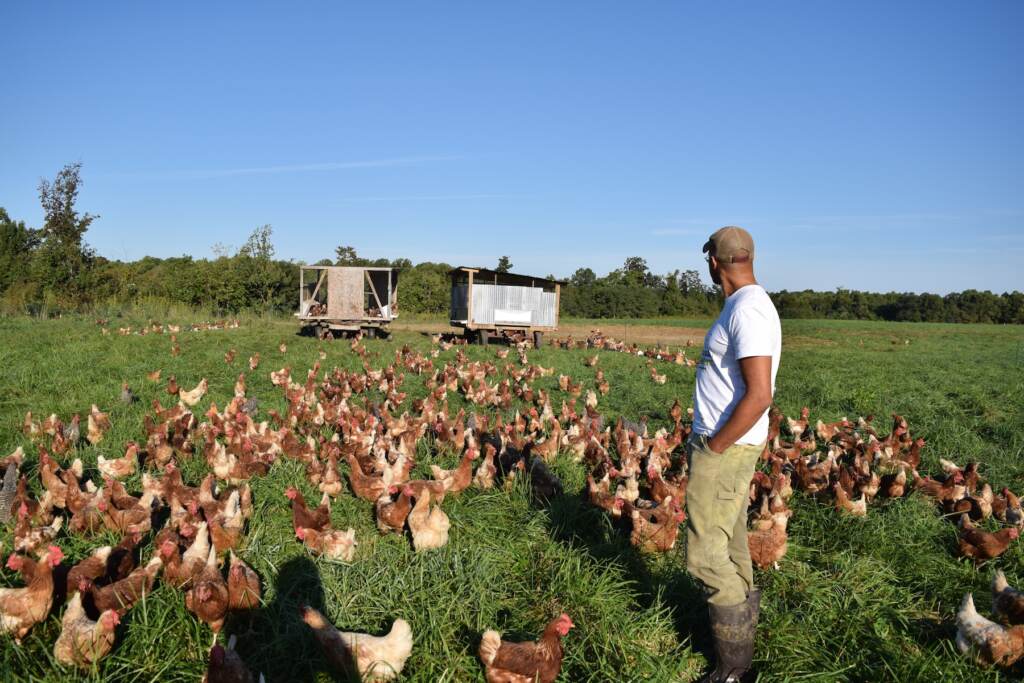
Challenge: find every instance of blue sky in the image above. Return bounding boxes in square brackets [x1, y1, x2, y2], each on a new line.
[2, 2, 1021, 294]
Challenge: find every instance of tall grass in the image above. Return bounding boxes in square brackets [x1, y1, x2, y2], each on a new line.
[0, 316, 1021, 681]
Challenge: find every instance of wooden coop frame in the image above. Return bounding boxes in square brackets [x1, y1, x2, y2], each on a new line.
[297, 265, 398, 338]
[449, 266, 562, 347]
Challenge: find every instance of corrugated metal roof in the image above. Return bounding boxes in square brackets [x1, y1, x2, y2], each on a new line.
[449, 266, 565, 285]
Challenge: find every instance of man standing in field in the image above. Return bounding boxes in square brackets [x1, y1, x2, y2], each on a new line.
[687, 226, 781, 683]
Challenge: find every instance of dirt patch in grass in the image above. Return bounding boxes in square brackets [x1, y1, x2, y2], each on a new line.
[784, 335, 839, 349]
[392, 320, 707, 346]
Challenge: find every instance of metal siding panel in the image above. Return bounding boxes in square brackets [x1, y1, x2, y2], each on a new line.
[461, 284, 559, 327]
[493, 285, 508, 313]
[539, 292, 557, 327]
[532, 288, 544, 324]
[473, 285, 495, 324]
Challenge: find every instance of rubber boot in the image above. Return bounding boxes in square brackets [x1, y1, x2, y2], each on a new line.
[697, 600, 756, 683]
[746, 588, 762, 630]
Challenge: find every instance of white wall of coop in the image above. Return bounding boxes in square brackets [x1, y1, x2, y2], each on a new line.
[451, 284, 557, 327]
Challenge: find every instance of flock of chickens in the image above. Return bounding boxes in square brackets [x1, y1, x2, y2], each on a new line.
[746, 409, 1024, 573]
[0, 332, 587, 681]
[2, 323, 1023, 679]
[553, 329, 698, 386]
[98, 319, 242, 337]
[743, 408, 1024, 671]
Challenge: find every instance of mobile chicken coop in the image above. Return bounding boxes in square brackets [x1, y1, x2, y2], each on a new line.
[449, 267, 561, 347]
[297, 265, 398, 338]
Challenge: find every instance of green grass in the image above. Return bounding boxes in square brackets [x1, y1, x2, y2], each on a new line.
[0, 316, 1022, 682]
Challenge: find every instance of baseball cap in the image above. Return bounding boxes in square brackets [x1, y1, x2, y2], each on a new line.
[702, 226, 754, 263]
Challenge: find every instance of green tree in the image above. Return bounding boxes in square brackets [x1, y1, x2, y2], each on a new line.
[32, 162, 98, 301]
[679, 269, 707, 298]
[335, 245, 364, 266]
[398, 262, 451, 313]
[660, 271, 685, 315]
[239, 224, 280, 310]
[0, 208, 40, 292]
[240, 224, 274, 260]
[570, 267, 596, 287]
[1000, 292, 1024, 324]
[496, 255, 513, 273]
[615, 256, 661, 288]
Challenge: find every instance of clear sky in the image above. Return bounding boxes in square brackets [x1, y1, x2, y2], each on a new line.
[2, 2, 1021, 294]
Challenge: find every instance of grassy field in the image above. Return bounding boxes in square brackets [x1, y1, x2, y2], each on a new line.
[1, 315, 1023, 682]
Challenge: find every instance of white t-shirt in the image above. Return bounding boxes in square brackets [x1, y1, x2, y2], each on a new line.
[692, 284, 781, 445]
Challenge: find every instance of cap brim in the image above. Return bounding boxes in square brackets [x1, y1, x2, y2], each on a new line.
[701, 239, 714, 254]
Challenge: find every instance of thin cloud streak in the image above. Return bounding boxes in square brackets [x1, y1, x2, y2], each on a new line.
[336, 193, 512, 202]
[183, 155, 462, 178]
[928, 246, 1024, 255]
[651, 228, 708, 236]
[802, 212, 965, 223]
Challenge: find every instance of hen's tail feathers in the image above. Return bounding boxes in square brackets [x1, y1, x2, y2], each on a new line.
[940, 458, 960, 474]
[956, 592, 1002, 657]
[300, 605, 330, 630]
[993, 569, 1009, 594]
[479, 630, 501, 666]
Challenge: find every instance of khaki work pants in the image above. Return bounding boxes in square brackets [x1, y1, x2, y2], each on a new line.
[685, 434, 765, 607]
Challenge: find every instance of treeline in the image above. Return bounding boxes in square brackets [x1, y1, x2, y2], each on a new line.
[1, 163, 1022, 324]
[0, 211, 455, 316]
[771, 289, 1024, 325]
[560, 259, 720, 318]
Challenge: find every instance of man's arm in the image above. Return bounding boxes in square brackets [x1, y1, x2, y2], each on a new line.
[706, 355, 773, 453]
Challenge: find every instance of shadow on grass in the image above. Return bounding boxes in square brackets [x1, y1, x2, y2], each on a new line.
[229, 554, 360, 683]
[542, 491, 713, 662]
